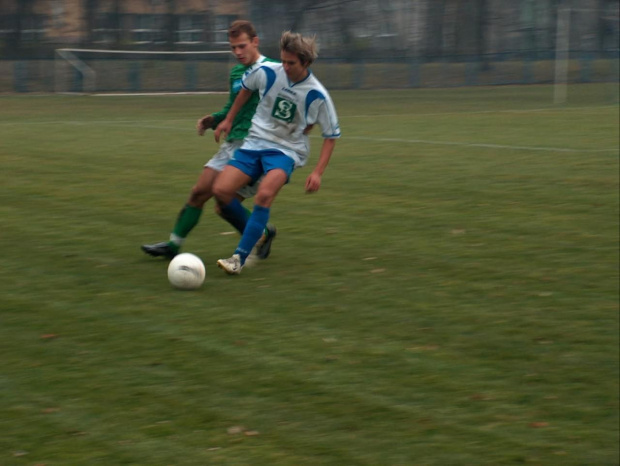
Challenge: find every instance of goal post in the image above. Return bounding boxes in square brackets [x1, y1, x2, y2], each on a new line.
[54, 48, 232, 95]
[552, 5, 619, 105]
[55, 49, 98, 93]
[553, 6, 571, 105]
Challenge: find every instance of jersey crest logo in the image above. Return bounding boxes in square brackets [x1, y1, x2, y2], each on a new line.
[272, 97, 297, 123]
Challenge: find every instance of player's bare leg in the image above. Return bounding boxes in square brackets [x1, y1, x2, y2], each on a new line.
[142, 167, 219, 258]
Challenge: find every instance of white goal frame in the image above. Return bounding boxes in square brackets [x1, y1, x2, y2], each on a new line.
[54, 48, 232, 95]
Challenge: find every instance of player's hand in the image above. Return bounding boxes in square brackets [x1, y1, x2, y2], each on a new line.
[303, 124, 315, 135]
[305, 172, 322, 193]
[214, 119, 231, 143]
[197, 115, 214, 136]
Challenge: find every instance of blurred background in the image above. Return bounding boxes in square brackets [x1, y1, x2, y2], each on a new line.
[0, 0, 618, 94]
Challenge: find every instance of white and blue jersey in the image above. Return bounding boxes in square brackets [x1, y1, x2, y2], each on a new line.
[239, 62, 340, 168]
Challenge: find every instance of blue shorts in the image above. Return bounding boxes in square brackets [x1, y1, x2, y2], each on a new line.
[228, 148, 295, 183]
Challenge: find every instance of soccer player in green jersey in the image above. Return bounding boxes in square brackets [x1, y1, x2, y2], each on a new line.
[141, 20, 277, 260]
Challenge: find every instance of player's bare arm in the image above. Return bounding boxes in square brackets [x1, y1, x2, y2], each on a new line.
[214, 88, 253, 143]
[305, 138, 337, 193]
[197, 115, 215, 136]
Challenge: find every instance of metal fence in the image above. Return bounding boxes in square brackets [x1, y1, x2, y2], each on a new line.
[2, 52, 618, 94]
[1, 0, 618, 94]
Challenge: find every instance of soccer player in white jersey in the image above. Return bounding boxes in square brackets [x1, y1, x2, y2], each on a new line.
[141, 20, 278, 260]
[212, 31, 341, 275]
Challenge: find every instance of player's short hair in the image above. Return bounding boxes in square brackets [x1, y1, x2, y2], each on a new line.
[228, 20, 257, 40]
[280, 31, 318, 66]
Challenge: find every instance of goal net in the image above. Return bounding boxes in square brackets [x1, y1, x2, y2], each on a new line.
[54, 49, 233, 94]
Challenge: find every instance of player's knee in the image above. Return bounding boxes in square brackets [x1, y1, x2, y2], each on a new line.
[212, 180, 234, 203]
[189, 185, 212, 206]
[254, 190, 275, 207]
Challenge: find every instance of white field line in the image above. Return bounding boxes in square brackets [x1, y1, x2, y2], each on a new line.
[0, 119, 192, 127]
[1, 104, 617, 127]
[92, 92, 227, 96]
[341, 105, 619, 118]
[1, 104, 616, 128]
[1, 110, 618, 153]
[336, 135, 618, 153]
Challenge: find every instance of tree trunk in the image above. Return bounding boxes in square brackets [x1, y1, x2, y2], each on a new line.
[165, 0, 176, 50]
[475, 0, 489, 69]
[289, 0, 315, 31]
[426, 0, 446, 59]
[84, 0, 98, 45]
[112, 0, 122, 46]
[7, 0, 35, 55]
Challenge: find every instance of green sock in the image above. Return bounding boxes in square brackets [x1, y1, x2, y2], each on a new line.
[170, 204, 202, 247]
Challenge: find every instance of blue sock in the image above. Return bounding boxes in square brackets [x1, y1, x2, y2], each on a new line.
[235, 205, 270, 264]
[219, 198, 250, 234]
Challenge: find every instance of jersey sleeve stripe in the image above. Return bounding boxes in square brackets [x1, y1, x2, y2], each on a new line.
[305, 89, 325, 118]
[262, 66, 277, 97]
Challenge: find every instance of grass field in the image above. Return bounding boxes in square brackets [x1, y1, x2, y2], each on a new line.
[1, 84, 619, 465]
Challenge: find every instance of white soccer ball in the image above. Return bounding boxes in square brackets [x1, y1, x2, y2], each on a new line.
[167, 253, 205, 290]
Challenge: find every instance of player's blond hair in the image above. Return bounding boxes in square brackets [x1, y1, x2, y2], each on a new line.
[280, 31, 318, 66]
